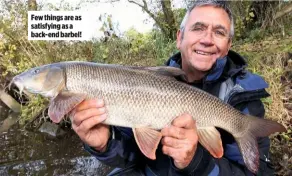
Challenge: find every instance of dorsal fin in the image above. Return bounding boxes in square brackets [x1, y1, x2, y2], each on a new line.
[129, 66, 186, 78]
[145, 66, 185, 77]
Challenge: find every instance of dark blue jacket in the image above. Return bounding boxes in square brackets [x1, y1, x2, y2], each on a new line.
[85, 50, 274, 176]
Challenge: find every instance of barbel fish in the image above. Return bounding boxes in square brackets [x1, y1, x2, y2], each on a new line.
[11, 61, 286, 173]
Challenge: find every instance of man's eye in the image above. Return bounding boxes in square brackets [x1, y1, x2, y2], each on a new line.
[192, 27, 204, 31]
[215, 30, 226, 36]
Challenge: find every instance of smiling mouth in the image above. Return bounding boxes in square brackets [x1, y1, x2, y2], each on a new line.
[194, 50, 214, 56]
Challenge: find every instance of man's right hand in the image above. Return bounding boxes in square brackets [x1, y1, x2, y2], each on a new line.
[71, 99, 110, 152]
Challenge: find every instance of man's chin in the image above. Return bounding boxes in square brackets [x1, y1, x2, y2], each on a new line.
[193, 64, 213, 72]
[190, 58, 216, 70]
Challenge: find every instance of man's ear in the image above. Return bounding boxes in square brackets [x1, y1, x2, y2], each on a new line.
[227, 39, 232, 53]
[176, 30, 182, 49]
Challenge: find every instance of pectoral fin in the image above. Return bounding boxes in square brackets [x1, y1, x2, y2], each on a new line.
[133, 127, 162, 160]
[197, 127, 223, 158]
[48, 92, 86, 123]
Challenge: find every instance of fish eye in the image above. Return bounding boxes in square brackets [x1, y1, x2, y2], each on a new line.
[33, 68, 40, 74]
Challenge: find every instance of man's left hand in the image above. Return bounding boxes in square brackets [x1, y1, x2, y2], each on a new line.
[161, 113, 198, 169]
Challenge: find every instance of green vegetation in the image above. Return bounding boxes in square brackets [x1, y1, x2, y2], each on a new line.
[0, 1, 291, 175]
[233, 37, 292, 175]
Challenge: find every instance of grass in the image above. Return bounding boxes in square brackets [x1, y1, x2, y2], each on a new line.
[12, 34, 290, 175]
[1, 11, 290, 172]
[0, 1, 290, 174]
[233, 35, 292, 175]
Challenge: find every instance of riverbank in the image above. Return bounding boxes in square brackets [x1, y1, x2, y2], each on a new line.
[0, 119, 113, 175]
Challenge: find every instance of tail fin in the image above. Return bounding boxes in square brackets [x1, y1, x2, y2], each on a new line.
[235, 116, 286, 173]
[249, 116, 286, 137]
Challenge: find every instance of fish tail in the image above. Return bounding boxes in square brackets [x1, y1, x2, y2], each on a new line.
[235, 116, 286, 173]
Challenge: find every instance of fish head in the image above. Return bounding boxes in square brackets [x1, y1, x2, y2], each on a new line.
[11, 64, 65, 98]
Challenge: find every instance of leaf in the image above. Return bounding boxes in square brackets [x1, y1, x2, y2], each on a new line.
[11, 45, 16, 50]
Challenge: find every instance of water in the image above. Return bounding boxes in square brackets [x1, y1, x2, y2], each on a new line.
[0, 103, 113, 176]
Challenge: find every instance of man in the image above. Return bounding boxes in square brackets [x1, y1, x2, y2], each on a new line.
[71, 1, 274, 175]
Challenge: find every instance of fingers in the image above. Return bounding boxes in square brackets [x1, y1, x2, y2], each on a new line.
[161, 133, 197, 149]
[72, 115, 107, 134]
[70, 98, 106, 126]
[71, 98, 108, 135]
[161, 113, 199, 169]
[162, 146, 180, 159]
[172, 113, 196, 129]
[161, 125, 187, 139]
[161, 113, 197, 140]
[161, 137, 186, 148]
[69, 98, 110, 150]
[75, 99, 104, 112]
[73, 107, 106, 126]
[162, 145, 194, 163]
[162, 133, 198, 169]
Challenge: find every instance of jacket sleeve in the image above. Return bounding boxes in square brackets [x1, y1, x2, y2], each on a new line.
[84, 126, 143, 168]
[168, 100, 275, 176]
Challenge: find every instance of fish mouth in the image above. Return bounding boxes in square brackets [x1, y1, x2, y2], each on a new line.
[10, 76, 25, 95]
[194, 50, 215, 56]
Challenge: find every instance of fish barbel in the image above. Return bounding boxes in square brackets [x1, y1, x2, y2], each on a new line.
[12, 61, 286, 173]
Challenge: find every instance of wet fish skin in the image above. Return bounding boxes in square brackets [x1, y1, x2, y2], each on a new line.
[12, 61, 286, 173]
[63, 62, 234, 130]
[62, 62, 250, 132]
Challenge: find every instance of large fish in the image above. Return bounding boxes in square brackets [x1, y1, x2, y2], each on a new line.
[11, 61, 286, 173]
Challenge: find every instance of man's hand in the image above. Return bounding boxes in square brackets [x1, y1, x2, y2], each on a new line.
[71, 99, 110, 152]
[161, 113, 198, 169]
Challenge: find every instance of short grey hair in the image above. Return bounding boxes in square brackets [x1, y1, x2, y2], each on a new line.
[180, 0, 234, 39]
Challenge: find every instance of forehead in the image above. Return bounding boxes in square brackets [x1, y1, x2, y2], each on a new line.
[187, 5, 231, 30]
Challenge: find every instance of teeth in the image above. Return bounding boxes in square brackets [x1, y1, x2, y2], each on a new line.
[195, 50, 212, 55]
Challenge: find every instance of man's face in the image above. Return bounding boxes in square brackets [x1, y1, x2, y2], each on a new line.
[177, 6, 232, 72]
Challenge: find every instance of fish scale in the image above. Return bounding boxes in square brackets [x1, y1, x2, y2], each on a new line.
[63, 62, 246, 132]
[12, 61, 286, 173]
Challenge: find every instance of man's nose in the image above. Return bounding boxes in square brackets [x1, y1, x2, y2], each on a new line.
[199, 31, 214, 46]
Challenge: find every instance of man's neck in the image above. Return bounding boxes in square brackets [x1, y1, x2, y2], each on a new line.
[182, 66, 207, 83]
